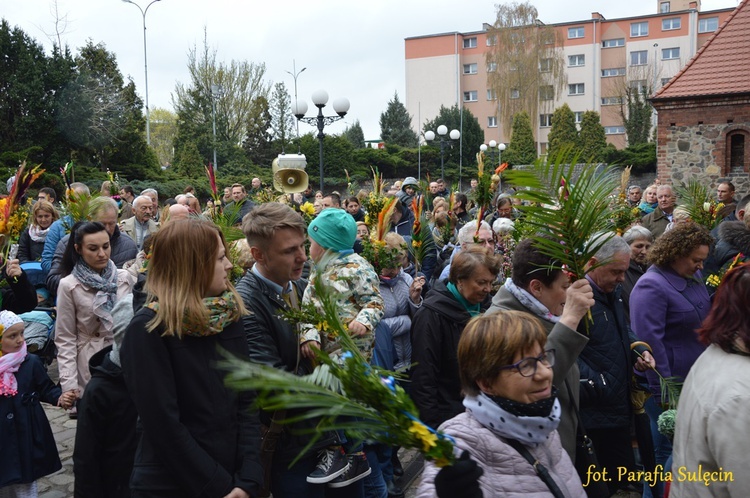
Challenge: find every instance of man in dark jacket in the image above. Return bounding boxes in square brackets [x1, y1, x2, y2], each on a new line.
[236, 203, 346, 497]
[45, 197, 137, 296]
[705, 194, 750, 276]
[578, 236, 655, 496]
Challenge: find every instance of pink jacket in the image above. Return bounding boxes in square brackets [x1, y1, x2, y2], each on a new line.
[55, 269, 134, 394]
[416, 412, 586, 498]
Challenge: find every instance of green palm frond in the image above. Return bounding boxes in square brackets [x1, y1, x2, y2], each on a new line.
[503, 147, 620, 279]
[674, 179, 724, 230]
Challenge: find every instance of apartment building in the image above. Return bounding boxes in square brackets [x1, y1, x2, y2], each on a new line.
[404, 0, 734, 152]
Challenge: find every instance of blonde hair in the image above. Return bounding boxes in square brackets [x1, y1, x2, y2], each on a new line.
[382, 232, 408, 260]
[32, 200, 59, 226]
[145, 219, 246, 337]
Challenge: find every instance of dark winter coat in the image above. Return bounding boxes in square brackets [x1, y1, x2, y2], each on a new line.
[577, 283, 649, 429]
[704, 220, 750, 276]
[17, 229, 45, 264]
[0, 354, 62, 487]
[622, 259, 649, 323]
[235, 271, 337, 464]
[410, 280, 490, 429]
[74, 346, 137, 498]
[1, 270, 38, 315]
[121, 308, 262, 498]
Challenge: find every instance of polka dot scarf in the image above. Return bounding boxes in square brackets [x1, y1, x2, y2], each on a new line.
[463, 389, 561, 446]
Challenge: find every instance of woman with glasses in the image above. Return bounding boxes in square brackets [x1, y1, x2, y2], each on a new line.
[416, 310, 586, 498]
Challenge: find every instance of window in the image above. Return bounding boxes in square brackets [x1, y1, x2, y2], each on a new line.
[568, 54, 585, 67]
[574, 112, 584, 124]
[662, 18, 681, 30]
[660, 1, 670, 13]
[510, 89, 520, 99]
[630, 80, 648, 93]
[463, 63, 478, 74]
[463, 91, 478, 102]
[487, 89, 497, 100]
[603, 38, 625, 48]
[539, 114, 553, 127]
[601, 97, 623, 105]
[605, 126, 626, 135]
[662, 47, 680, 60]
[602, 67, 626, 77]
[486, 35, 497, 46]
[488, 116, 498, 128]
[539, 86, 554, 100]
[539, 58, 552, 72]
[699, 17, 719, 33]
[661, 77, 672, 86]
[487, 62, 497, 73]
[463, 37, 477, 49]
[568, 27, 585, 39]
[568, 83, 585, 96]
[630, 51, 648, 66]
[631, 22, 649, 37]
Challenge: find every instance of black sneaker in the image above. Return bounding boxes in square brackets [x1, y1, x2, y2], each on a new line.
[307, 447, 350, 484]
[328, 452, 372, 488]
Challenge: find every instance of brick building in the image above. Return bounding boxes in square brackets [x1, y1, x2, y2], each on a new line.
[651, 0, 750, 193]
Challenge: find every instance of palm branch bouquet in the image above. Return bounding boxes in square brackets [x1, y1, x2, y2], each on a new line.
[360, 197, 400, 275]
[361, 167, 389, 232]
[471, 151, 496, 226]
[706, 252, 746, 292]
[611, 166, 642, 235]
[674, 179, 724, 231]
[502, 148, 620, 321]
[222, 263, 456, 467]
[203, 162, 244, 243]
[632, 347, 683, 440]
[409, 195, 433, 274]
[0, 162, 44, 261]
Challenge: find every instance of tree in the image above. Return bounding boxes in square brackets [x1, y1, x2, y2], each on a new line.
[150, 107, 178, 167]
[503, 112, 537, 166]
[242, 96, 275, 167]
[621, 86, 653, 146]
[578, 111, 607, 162]
[379, 92, 418, 147]
[423, 105, 484, 175]
[486, 1, 566, 132]
[547, 103, 578, 158]
[173, 141, 204, 178]
[269, 82, 295, 150]
[343, 120, 365, 149]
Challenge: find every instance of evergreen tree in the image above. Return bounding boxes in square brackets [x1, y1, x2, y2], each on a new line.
[173, 141, 204, 178]
[578, 111, 607, 162]
[379, 92, 418, 147]
[242, 96, 275, 167]
[547, 103, 578, 159]
[343, 120, 366, 149]
[269, 82, 295, 150]
[622, 87, 653, 146]
[503, 112, 536, 166]
[423, 105, 484, 172]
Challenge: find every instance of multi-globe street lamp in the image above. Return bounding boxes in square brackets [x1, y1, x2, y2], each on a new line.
[292, 90, 350, 192]
[122, 0, 161, 146]
[480, 140, 507, 167]
[424, 125, 460, 182]
[211, 84, 223, 171]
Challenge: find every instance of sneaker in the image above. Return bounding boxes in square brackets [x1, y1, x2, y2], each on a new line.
[328, 452, 372, 488]
[307, 447, 350, 484]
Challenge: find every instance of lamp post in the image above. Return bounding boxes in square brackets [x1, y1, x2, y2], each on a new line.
[424, 125, 460, 182]
[211, 84, 223, 172]
[285, 60, 306, 143]
[292, 90, 350, 192]
[122, 0, 161, 146]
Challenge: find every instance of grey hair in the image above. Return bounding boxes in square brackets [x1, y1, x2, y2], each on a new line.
[623, 225, 654, 244]
[591, 232, 631, 262]
[89, 196, 118, 218]
[457, 220, 492, 246]
[133, 195, 152, 209]
[141, 188, 158, 196]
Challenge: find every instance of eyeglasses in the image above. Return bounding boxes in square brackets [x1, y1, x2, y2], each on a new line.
[499, 349, 555, 377]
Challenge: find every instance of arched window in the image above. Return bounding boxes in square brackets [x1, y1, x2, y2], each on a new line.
[730, 133, 745, 170]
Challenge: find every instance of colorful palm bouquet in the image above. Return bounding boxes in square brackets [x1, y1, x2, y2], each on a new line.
[611, 166, 642, 236]
[1, 162, 44, 260]
[222, 265, 456, 467]
[409, 195, 433, 274]
[674, 179, 725, 231]
[361, 168, 389, 231]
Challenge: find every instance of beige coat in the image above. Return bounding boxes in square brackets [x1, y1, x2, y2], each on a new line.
[55, 269, 135, 394]
[119, 216, 159, 248]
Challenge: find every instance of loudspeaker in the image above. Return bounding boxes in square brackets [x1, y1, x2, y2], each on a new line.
[272, 154, 308, 193]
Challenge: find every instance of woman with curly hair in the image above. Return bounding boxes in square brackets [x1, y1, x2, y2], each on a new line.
[630, 221, 713, 498]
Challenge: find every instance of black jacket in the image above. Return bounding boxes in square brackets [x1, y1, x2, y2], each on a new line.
[74, 346, 138, 498]
[235, 271, 337, 463]
[1, 270, 37, 314]
[577, 284, 648, 429]
[704, 221, 750, 276]
[122, 309, 262, 497]
[17, 229, 45, 264]
[0, 354, 62, 487]
[410, 280, 490, 428]
[622, 259, 648, 323]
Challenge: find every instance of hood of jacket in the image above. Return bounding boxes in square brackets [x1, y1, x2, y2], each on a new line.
[718, 220, 750, 253]
[88, 345, 123, 379]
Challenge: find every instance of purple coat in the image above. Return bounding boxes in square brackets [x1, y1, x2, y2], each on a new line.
[629, 265, 709, 399]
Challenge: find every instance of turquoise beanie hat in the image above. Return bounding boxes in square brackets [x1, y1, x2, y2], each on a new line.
[308, 208, 357, 253]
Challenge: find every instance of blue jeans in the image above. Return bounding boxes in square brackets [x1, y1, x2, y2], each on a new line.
[642, 397, 673, 498]
[363, 445, 388, 498]
[271, 454, 364, 498]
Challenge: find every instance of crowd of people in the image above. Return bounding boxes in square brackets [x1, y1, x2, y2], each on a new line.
[0, 173, 748, 498]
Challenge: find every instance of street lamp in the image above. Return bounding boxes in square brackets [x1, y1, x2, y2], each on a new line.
[480, 140, 507, 167]
[292, 90, 350, 192]
[211, 84, 223, 171]
[424, 125, 460, 182]
[285, 60, 306, 145]
[122, 0, 161, 146]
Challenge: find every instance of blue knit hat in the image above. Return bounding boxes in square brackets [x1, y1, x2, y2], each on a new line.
[308, 208, 357, 253]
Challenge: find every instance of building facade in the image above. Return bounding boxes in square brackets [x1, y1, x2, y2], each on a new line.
[405, 0, 733, 153]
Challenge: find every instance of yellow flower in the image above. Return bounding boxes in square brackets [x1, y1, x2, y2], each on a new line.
[408, 421, 438, 452]
[433, 456, 452, 468]
[707, 274, 721, 287]
[300, 202, 315, 216]
[412, 240, 422, 248]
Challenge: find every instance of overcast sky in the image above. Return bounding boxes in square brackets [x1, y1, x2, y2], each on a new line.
[2, 0, 738, 142]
